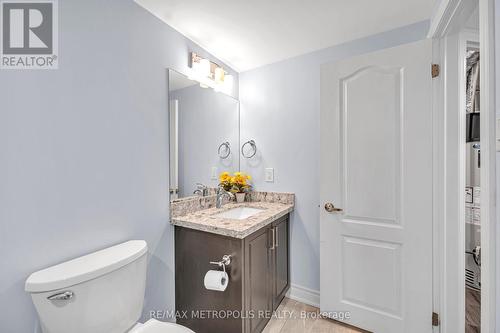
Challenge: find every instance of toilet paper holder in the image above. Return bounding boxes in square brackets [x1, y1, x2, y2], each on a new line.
[210, 255, 231, 272]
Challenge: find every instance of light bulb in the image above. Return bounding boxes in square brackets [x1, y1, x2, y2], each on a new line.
[187, 66, 197, 80]
[199, 58, 211, 78]
[214, 67, 225, 83]
[223, 74, 234, 94]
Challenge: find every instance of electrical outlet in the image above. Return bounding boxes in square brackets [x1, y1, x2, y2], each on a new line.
[265, 168, 274, 182]
[211, 167, 218, 180]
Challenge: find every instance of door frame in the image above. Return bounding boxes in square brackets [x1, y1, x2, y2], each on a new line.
[428, 0, 497, 332]
[479, 1, 497, 331]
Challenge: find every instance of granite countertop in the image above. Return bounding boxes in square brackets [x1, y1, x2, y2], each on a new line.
[171, 200, 294, 239]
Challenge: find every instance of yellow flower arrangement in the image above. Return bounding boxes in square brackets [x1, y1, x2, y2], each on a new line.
[219, 171, 233, 191]
[219, 171, 252, 193]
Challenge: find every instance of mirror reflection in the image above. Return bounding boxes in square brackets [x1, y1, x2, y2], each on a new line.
[168, 69, 239, 201]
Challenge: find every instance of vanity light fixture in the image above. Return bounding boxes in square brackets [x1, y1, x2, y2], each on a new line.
[188, 52, 233, 94]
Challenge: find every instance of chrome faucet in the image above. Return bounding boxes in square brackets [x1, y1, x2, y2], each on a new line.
[193, 183, 209, 197]
[216, 186, 233, 208]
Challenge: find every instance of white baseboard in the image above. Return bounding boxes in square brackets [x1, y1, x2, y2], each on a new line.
[286, 283, 320, 308]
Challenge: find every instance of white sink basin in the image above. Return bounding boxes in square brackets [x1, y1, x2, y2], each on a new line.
[213, 207, 265, 220]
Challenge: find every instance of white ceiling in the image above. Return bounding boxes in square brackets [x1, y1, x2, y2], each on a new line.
[136, 0, 434, 72]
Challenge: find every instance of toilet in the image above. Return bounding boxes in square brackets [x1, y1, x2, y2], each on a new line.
[25, 240, 194, 333]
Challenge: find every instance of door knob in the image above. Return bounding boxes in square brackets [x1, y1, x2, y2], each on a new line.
[324, 203, 343, 213]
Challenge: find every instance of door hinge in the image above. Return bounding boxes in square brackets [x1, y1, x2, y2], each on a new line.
[432, 312, 439, 326]
[431, 64, 440, 78]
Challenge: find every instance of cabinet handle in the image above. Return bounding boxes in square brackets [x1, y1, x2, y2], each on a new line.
[270, 227, 276, 250]
[275, 226, 279, 248]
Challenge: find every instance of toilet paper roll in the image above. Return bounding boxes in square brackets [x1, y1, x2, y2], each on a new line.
[204, 270, 229, 291]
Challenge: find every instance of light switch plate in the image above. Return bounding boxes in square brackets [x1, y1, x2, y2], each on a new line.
[211, 167, 218, 180]
[265, 168, 274, 182]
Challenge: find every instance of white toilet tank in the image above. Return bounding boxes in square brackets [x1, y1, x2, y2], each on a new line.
[25, 240, 148, 333]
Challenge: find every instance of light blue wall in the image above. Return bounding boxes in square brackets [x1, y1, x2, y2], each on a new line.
[0, 1, 237, 332]
[239, 21, 430, 293]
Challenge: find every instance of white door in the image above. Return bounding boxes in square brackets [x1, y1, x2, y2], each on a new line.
[320, 39, 433, 333]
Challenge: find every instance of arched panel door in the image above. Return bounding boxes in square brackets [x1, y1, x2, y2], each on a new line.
[320, 39, 433, 333]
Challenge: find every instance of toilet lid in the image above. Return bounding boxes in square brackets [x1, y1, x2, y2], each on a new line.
[132, 319, 195, 333]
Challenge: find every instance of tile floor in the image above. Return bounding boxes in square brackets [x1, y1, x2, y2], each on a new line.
[263, 298, 366, 333]
[266, 293, 484, 333]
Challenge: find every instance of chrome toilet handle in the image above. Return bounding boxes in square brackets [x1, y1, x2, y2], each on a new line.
[47, 291, 74, 301]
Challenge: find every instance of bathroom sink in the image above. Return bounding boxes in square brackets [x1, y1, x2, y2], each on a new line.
[213, 207, 265, 220]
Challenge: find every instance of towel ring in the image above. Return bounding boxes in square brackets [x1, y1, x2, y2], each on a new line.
[241, 140, 257, 158]
[218, 142, 231, 159]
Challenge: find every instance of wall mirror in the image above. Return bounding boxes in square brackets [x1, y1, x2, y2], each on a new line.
[168, 69, 240, 201]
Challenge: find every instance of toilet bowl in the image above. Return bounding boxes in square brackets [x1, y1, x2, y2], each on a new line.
[25, 240, 194, 333]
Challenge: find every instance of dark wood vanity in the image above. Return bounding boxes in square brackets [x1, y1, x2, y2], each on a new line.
[174, 214, 290, 333]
